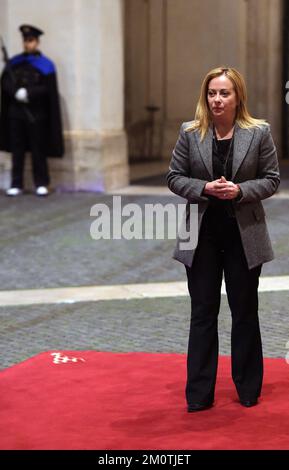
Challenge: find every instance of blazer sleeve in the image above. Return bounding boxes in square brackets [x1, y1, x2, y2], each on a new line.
[167, 123, 209, 203]
[236, 125, 280, 203]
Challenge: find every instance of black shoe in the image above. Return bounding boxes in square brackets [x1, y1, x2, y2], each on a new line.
[187, 402, 213, 413]
[239, 398, 258, 407]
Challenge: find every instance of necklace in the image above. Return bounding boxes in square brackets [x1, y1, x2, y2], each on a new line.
[213, 125, 235, 177]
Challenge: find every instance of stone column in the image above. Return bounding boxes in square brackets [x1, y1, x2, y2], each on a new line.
[0, 0, 128, 192]
[246, 0, 283, 152]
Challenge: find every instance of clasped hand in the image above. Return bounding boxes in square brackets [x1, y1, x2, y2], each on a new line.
[204, 176, 240, 200]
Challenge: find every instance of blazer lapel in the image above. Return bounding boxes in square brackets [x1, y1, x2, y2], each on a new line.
[194, 123, 255, 181]
[232, 124, 255, 180]
[194, 125, 214, 179]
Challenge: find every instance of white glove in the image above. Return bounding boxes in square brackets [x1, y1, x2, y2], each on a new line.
[15, 88, 29, 103]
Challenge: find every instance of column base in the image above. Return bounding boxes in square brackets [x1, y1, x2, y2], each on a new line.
[22, 129, 129, 193]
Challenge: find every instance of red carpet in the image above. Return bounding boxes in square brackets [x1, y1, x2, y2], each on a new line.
[0, 351, 288, 450]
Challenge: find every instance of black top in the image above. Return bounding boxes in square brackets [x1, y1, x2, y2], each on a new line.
[208, 136, 235, 217]
[213, 137, 233, 180]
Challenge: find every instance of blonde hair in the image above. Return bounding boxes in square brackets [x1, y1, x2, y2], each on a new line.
[185, 66, 268, 140]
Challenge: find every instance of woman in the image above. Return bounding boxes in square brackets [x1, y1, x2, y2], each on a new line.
[167, 67, 280, 412]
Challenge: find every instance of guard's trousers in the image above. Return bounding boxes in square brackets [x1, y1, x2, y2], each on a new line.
[9, 118, 50, 189]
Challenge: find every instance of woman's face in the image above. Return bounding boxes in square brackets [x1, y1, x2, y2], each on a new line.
[207, 75, 238, 122]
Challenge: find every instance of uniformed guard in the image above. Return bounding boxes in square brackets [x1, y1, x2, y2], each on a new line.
[0, 25, 64, 196]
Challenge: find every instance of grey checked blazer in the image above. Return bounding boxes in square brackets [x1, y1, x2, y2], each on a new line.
[167, 121, 280, 270]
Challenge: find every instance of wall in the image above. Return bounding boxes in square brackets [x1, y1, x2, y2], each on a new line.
[125, 0, 283, 161]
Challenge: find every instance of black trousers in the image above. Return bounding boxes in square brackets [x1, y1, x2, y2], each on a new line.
[9, 118, 50, 188]
[185, 205, 263, 404]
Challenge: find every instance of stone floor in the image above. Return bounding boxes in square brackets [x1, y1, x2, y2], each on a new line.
[0, 166, 289, 370]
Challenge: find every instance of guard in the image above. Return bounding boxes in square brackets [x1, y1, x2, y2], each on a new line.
[0, 25, 64, 196]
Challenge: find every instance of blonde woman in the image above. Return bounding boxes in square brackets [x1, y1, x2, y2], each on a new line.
[167, 67, 280, 412]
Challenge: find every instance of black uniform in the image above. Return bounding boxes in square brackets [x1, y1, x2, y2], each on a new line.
[0, 27, 64, 189]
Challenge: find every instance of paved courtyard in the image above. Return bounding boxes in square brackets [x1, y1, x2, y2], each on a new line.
[0, 168, 289, 370]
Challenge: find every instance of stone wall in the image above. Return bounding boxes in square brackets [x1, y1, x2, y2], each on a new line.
[0, 0, 284, 192]
[125, 0, 283, 161]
